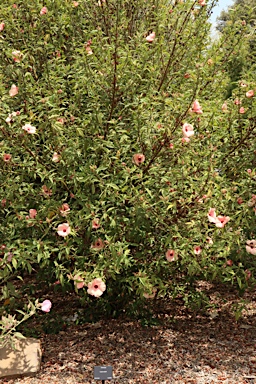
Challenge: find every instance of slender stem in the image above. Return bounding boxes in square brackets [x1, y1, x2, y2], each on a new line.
[157, 1, 196, 92]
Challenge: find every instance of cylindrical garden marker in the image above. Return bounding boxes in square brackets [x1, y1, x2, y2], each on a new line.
[94, 366, 113, 383]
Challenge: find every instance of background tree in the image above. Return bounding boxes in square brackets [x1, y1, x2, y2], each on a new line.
[216, 0, 256, 97]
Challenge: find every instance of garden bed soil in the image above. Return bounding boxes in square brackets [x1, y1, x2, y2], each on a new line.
[1, 285, 256, 384]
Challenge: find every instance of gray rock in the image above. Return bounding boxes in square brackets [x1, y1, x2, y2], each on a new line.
[0, 338, 42, 379]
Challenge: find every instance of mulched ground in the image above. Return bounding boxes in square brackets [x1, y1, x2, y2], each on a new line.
[1, 284, 256, 384]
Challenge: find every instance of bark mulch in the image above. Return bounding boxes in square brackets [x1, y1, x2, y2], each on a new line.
[1, 285, 256, 384]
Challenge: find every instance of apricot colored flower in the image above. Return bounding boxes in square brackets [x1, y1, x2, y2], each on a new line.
[215, 215, 230, 228]
[208, 208, 217, 223]
[133, 153, 145, 166]
[206, 237, 213, 245]
[52, 152, 60, 162]
[194, 246, 202, 255]
[29, 209, 37, 219]
[246, 90, 254, 98]
[73, 1, 79, 5]
[92, 218, 100, 229]
[191, 100, 202, 114]
[6, 114, 13, 124]
[12, 50, 23, 63]
[0, 23, 4, 31]
[57, 223, 71, 237]
[234, 98, 241, 105]
[246, 240, 256, 255]
[3, 154, 12, 162]
[239, 107, 245, 114]
[60, 203, 70, 217]
[57, 117, 65, 125]
[146, 32, 155, 42]
[6, 111, 19, 124]
[166, 249, 177, 262]
[22, 123, 36, 134]
[222, 102, 228, 112]
[86, 46, 93, 55]
[198, 0, 206, 6]
[9, 84, 19, 97]
[41, 300, 52, 312]
[87, 278, 106, 297]
[40, 6, 48, 15]
[91, 238, 104, 250]
[42, 185, 52, 197]
[182, 123, 194, 138]
[73, 274, 85, 289]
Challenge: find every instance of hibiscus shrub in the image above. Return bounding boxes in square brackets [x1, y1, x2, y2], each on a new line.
[0, 0, 255, 328]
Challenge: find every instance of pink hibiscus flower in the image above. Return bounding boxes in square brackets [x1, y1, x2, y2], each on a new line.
[206, 237, 213, 245]
[3, 154, 12, 162]
[22, 123, 36, 134]
[87, 278, 106, 297]
[42, 185, 52, 197]
[222, 102, 228, 112]
[12, 50, 23, 63]
[29, 209, 37, 219]
[9, 84, 19, 97]
[52, 152, 60, 162]
[57, 223, 71, 237]
[182, 123, 194, 138]
[146, 32, 155, 42]
[246, 240, 256, 255]
[86, 46, 93, 55]
[194, 246, 202, 255]
[73, 274, 85, 289]
[246, 90, 254, 98]
[207, 208, 217, 223]
[60, 203, 70, 217]
[91, 238, 104, 250]
[92, 218, 100, 229]
[41, 299, 52, 312]
[165, 249, 177, 262]
[40, 6, 48, 15]
[191, 100, 203, 114]
[133, 153, 145, 166]
[215, 215, 230, 228]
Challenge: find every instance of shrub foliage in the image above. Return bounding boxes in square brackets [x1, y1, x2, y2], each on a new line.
[0, 0, 255, 331]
